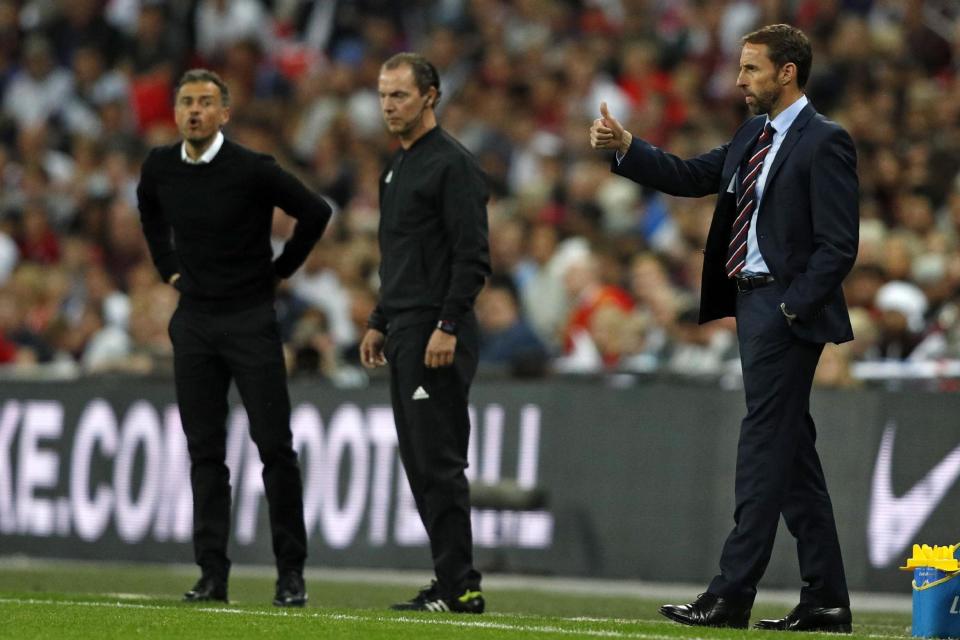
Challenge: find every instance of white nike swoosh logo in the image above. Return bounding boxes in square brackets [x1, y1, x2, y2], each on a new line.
[868, 421, 960, 567]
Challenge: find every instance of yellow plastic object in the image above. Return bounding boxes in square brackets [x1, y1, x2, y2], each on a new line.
[900, 544, 960, 572]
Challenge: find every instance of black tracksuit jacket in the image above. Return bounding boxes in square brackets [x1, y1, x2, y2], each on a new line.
[368, 126, 490, 333]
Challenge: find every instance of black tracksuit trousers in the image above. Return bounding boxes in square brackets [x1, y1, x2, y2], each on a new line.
[169, 302, 307, 580]
[385, 313, 482, 597]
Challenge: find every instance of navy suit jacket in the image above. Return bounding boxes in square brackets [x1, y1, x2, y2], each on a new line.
[612, 103, 858, 344]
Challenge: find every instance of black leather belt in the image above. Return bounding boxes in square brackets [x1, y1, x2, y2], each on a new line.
[734, 274, 776, 293]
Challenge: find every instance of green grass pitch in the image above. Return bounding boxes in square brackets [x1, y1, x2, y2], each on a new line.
[0, 560, 913, 639]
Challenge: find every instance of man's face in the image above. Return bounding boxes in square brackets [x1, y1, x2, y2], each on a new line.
[737, 42, 782, 116]
[174, 81, 230, 147]
[378, 64, 432, 137]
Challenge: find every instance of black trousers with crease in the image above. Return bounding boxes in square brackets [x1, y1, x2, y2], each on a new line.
[169, 302, 307, 579]
[707, 284, 849, 607]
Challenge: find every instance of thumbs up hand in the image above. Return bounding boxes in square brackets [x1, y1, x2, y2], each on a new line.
[590, 101, 632, 156]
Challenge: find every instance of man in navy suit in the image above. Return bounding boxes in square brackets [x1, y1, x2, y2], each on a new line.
[590, 24, 857, 633]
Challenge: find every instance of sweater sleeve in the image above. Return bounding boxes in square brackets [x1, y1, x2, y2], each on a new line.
[367, 303, 388, 333]
[439, 153, 491, 322]
[136, 150, 180, 282]
[260, 156, 333, 279]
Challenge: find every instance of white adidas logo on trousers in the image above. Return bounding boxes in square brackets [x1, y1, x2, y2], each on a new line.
[412, 386, 430, 400]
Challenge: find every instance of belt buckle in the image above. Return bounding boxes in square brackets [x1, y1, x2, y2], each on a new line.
[736, 274, 771, 293]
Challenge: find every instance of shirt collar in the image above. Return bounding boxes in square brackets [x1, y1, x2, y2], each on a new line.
[768, 94, 808, 135]
[181, 130, 224, 164]
[404, 125, 441, 153]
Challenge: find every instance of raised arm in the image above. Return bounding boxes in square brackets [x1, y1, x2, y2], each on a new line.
[590, 101, 727, 198]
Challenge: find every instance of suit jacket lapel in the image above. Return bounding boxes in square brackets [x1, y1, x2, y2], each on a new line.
[763, 103, 816, 192]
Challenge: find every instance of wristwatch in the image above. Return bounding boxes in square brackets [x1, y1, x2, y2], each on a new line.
[436, 319, 457, 335]
[780, 302, 797, 326]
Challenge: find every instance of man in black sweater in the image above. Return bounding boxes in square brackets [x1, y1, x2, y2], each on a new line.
[360, 53, 490, 613]
[137, 69, 331, 607]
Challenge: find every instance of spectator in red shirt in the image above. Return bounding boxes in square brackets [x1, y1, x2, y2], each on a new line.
[561, 250, 633, 358]
[17, 200, 59, 264]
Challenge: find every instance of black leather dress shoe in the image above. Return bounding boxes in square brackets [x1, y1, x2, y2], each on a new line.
[659, 593, 751, 628]
[754, 605, 852, 633]
[273, 570, 307, 607]
[183, 575, 228, 603]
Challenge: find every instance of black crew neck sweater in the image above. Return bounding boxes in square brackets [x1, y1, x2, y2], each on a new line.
[137, 138, 331, 312]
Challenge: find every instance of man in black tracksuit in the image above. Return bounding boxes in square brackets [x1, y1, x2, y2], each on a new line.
[137, 69, 331, 607]
[360, 53, 490, 614]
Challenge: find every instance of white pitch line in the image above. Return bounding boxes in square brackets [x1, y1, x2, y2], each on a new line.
[0, 558, 913, 614]
[0, 597, 913, 639]
[0, 597, 674, 639]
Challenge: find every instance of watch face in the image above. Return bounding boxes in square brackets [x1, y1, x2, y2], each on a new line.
[438, 320, 457, 334]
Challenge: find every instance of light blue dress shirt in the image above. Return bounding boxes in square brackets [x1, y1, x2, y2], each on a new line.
[742, 94, 808, 274]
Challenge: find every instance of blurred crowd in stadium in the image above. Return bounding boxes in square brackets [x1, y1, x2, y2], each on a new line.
[0, 0, 958, 387]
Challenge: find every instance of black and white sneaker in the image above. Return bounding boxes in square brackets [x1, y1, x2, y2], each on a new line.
[391, 582, 485, 613]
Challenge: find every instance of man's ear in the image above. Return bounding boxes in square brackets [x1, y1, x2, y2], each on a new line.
[781, 63, 796, 86]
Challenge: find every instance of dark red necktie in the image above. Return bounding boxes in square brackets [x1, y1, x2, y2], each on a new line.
[726, 122, 775, 278]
